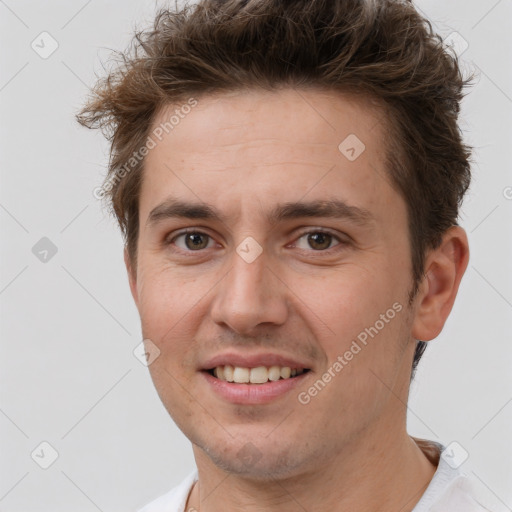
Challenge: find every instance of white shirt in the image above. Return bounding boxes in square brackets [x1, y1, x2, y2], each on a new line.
[138, 442, 494, 512]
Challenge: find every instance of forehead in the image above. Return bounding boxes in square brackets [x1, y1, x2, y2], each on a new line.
[151, 87, 388, 158]
[139, 88, 398, 225]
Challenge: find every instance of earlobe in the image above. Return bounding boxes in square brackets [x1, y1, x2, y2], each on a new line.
[124, 247, 139, 307]
[411, 226, 470, 341]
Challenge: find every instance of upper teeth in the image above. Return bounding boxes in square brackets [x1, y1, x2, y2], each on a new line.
[213, 365, 304, 384]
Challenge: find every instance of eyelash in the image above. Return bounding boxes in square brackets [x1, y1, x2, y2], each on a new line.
[165, 228, 347, 254]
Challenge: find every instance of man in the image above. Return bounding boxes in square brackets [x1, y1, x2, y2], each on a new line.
[77, 0, 493, 510]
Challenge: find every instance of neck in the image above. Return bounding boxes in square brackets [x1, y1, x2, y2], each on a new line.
[187, 428, 437, 512]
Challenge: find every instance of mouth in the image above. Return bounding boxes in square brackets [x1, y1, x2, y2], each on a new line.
[205, 365, 311, 384]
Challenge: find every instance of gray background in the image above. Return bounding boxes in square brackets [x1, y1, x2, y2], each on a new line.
[1, 0, 511, 510]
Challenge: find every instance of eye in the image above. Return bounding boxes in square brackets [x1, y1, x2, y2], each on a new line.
[293, 230, 342, 251]
[171, 231, 216, 251]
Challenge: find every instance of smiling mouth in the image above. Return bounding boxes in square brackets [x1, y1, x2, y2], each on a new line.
[206, 365, 311, 384]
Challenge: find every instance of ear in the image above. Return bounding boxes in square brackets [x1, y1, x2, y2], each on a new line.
[124, 246, 139, 308]
[411, 226, 469, 341]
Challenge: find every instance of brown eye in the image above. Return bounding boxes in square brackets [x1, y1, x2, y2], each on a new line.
[294, 230, 341, 251]
[172, 232, 214, 251]
[307, 232, 333, 250]
[185, 233, 209, 250]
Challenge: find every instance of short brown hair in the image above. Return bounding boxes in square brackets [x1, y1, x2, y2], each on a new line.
[77, 0, 475, 374]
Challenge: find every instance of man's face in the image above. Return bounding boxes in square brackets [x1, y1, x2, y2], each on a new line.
[128, 88, 419, 478]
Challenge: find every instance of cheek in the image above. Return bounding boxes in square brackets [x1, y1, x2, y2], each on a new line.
[288, 261, 398, 344]
[137, 257, 198, 315]
[136, 262, 206, 358]
[147, 361, 204, 436]
[288, 261, 410, 394]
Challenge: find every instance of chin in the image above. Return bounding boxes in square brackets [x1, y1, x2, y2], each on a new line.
[196, 436, 311, 481]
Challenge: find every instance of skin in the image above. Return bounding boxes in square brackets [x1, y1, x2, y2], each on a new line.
[125, 88, 469, 512]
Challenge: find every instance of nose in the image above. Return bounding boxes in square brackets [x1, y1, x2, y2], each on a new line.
[209, 245, 288, 335]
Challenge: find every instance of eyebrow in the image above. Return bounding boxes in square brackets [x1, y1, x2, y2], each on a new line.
[146, 197, 375, 228]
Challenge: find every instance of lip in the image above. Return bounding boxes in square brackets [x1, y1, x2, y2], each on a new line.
[200, 352, 312, 371]
[202, 370, 310, 405]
